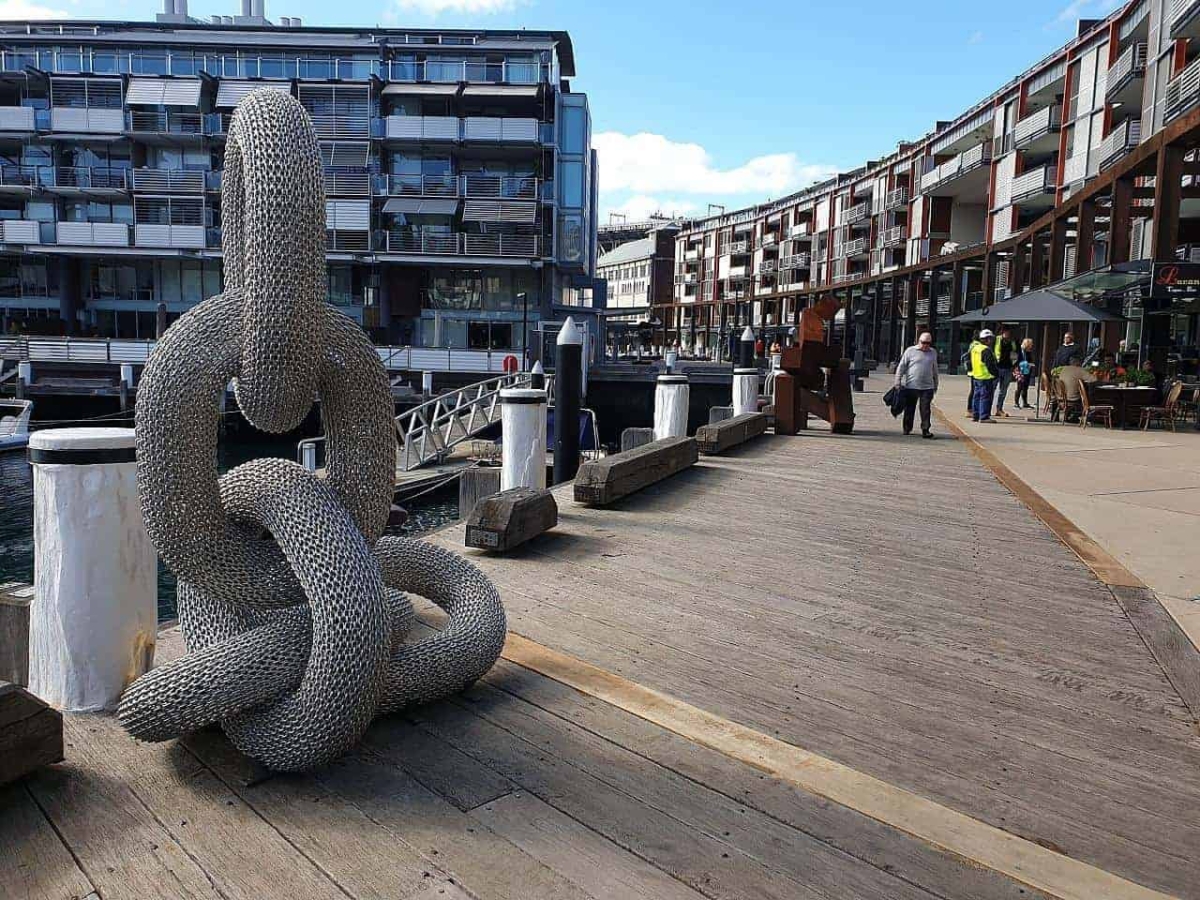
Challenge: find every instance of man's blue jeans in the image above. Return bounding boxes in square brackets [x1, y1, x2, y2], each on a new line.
[994, 368, 1014, 413]
[972, 378, 996, 421]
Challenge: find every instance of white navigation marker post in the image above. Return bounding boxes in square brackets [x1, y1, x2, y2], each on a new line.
[654, 373, 690, 441]
[500, 387, 547, 491]
[553, 316, 583, 484]
[733, 325, 759, 416]
[26, 427, 157, 712]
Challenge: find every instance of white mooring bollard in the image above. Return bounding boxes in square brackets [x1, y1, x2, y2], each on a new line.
[422, 371, 434, 394]
[26, 427, 157, 712]
[654, 373, 690, 441]
[17, 360, 32, 385]
[120, 363, 135, 389]
[733, 367, 759, 416]
[500, 387, 547, 491]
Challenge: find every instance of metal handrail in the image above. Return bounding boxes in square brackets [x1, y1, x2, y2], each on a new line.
[296, 370, 557, 472]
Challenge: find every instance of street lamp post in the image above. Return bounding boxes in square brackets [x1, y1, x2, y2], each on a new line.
[517, 291, 528, 368]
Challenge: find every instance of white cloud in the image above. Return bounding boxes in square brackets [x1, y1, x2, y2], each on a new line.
[1053, 0, 1122, 25]
[594, 131, 835, 199]
[391, 0, 518, 14]
[602, 195, 702, 223]
[0, 0, 69, 18]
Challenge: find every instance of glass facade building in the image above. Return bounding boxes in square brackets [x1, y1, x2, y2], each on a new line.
[0, 13, 597, 357]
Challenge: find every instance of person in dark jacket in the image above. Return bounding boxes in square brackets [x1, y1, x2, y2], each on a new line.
[1052, 333, 1078, 368]
[992, 327, 1017, 417]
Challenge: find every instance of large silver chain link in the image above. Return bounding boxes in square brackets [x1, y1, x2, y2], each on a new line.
[117, 90, 506, 771]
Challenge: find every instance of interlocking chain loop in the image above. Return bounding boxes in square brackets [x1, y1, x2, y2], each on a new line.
[118, 91, 506, 771]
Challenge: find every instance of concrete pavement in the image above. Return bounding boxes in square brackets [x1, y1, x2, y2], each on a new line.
[932, 374, 1200, 651]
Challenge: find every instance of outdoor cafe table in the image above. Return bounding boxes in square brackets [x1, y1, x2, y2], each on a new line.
[1091, 384, 1157, 429]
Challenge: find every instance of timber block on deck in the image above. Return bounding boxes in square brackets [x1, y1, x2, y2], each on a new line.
[0, 681, 63, 785]
[0, 581, 32, 686]
[466, 487, 558, 552]
[574, 436, 698, 506]
[695, 412, 768, 455]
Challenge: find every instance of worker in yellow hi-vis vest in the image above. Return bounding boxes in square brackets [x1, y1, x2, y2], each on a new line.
[969, 329, 1001, 423]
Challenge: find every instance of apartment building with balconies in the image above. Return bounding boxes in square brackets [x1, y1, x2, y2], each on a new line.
[668, 0, 1200, 371]
[0, 2, 597, 361]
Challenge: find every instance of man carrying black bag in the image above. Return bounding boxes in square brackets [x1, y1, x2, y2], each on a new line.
[892, 331, 939, 438]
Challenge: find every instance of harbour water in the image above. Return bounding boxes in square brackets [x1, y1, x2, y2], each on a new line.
[0, 438, 458, 621]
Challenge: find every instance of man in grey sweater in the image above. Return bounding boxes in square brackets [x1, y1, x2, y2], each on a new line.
[894, 332, 939, 438]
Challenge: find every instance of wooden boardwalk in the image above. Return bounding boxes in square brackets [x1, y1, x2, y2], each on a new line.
[4, 396, 1199, 900]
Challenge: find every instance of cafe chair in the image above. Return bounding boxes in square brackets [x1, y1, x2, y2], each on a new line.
[1079, 382, 1113, 429]
[1139, 380, 1185, 432]
[1041, 373, 1056, 419]
[1054, 379, 1078, 423]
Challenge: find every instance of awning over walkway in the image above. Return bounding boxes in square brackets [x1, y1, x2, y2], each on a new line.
[953, 289, 1125, 324]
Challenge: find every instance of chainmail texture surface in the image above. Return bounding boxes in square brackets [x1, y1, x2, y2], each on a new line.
[118, 90, 506, 771]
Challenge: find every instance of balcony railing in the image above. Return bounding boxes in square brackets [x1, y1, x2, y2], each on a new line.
[50, 107, 124, 134]
[126, 109, 204, 135]
[380, 59, 543, 85]
[779, 252, 810, 269]
[920, 141, 992, 193]
[376, 173, 461, 197]
[327, 230, 371, 252]
[1170, 0, 1200, 37]
[0, 106, 35, 132]
[305, 114, 371, 141]
[1098, 118, 1142, 171]
[48, 166, 128, 191]
[758, 259, 776, 274]
[841, 201, 869, 226]
[878, 225, 906, 248]
[787, 223, 811, 240]
[134, 224, 206, 248]
[1107, 43, 1148, 98]
[381, 231, 539, 258]
[727, 239, 749, 255]
[0, 165, 41, 190]
[325, 171, 372, 196]
[1012, 105, 1062, 149]
[463, 117, 539, 143]
[1166, 55, 1200, 122]
[384, 115, 460, 141]
[0, 220, 38, 243]
[757, 233, 778, 249]
[883, 186, 908, 211]
[1011, 165, 1055, 203]
[842, 236, 869, 257]
[463, 233, 539, 257]
[674, 272, 697, 285]
[462, 174, 538, 200]
[129, 168, 205, 193]
[684, 248, 700, 261]
[55, 221, 130, 246]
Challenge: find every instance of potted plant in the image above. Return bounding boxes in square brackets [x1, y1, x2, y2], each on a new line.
[1117, 368, 1155, 387]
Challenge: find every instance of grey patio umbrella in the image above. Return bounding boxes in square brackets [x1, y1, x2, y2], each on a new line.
[952, 289, 1125, 323]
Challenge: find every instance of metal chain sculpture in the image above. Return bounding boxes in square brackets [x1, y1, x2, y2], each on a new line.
[117, 90, 506, 771]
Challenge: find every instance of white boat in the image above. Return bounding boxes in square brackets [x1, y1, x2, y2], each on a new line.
[0, 399, 32, 452]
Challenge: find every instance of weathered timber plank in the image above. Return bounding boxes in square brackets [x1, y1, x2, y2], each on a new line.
[573, 437, 698, 506]
[1110, 585, 1200, 723]
[0, 782, 94, 900]
[183, 729, 449, 900]
[471, 791, 709, 900]
[32, 714, 347, 900]
[315, 755, 597, 900]
[416, 689, 945, 900]
[480, 658, 1048, 900]
[694, 412, 767, 454]
[0, 683, 63, 786]
[0, 582, 32, 686]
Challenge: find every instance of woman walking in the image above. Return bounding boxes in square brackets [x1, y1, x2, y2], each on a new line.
[894, 331, 939, 438]
[1014, 337, 1036, 410]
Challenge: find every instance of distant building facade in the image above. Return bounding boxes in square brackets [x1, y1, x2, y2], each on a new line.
[0, 3, 598, 362]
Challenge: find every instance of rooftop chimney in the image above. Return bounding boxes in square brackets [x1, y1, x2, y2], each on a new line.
[174, 0, 187, 15]
[241, 0, 251, 14]
[251, 0, 264, 18]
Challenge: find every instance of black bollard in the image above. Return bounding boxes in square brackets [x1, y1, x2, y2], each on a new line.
[530, 359, 545, 390]
[738, 325, 756, 370]
[554, 316, 583, 485]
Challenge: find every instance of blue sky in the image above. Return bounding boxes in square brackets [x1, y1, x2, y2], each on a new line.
[5, 0, 1127, 220]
